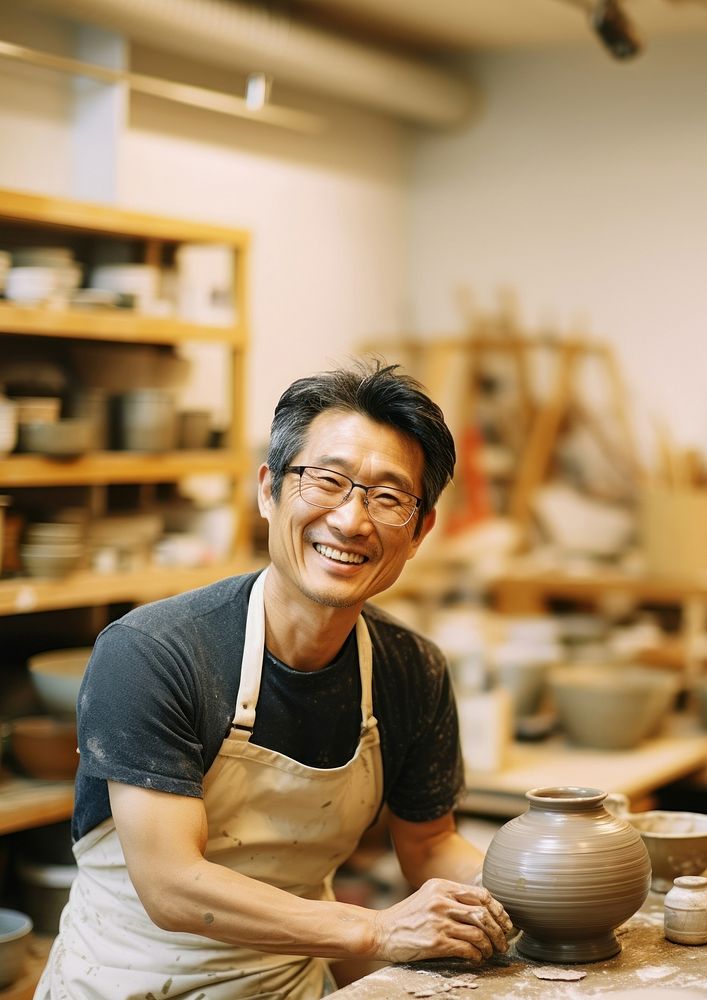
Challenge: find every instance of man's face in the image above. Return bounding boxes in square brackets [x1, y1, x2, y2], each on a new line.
[258, 409, 436, 611]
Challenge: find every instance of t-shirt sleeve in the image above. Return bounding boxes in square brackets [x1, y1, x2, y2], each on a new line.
[385, 638, 464, 823]
[76, 621, 207, 798]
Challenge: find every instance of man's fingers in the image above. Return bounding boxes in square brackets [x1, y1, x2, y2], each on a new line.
[453, 905, 509, 952]
[452, 885, 514, 936]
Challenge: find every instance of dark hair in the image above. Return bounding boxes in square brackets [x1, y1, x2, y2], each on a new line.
[266, 358, 456, 535]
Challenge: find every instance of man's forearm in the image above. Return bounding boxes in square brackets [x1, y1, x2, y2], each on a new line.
[146, 854, 378, 958]
[399, 830, 484, 888]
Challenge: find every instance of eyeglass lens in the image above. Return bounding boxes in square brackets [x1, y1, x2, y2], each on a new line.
[298, 467, 417, 526]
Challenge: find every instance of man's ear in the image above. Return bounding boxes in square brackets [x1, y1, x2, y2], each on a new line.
[257, 464, 274, 520]
[407, 507, 436, 560]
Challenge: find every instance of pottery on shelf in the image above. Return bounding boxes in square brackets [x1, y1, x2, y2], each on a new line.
[482, 786, 651, 963]
[549, 664, 678, 750]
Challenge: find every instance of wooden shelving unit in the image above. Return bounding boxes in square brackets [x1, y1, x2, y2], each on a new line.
[0, 301, 246, 345]
[0, 775, 74, 836]
[0, 450, 247, 487]
[0, 188, 252, 854]
[0, 560, 261, 617]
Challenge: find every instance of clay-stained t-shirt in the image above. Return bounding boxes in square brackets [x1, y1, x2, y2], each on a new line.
[72, 571, 464, 842]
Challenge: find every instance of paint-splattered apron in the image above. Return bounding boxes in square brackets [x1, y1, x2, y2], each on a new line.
[36, 568, 383, 999]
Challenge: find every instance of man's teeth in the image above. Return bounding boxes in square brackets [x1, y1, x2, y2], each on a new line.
[314, 543, 365, 564]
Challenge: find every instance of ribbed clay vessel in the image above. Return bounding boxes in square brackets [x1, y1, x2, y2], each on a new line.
[482, 786, 651, 963]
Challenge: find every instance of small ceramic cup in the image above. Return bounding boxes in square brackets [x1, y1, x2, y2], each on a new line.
[664, 875, 707, 945]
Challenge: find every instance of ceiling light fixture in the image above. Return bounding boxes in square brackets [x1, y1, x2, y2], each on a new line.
[559, 0, 643, 59]
[592, 0, 643, 58]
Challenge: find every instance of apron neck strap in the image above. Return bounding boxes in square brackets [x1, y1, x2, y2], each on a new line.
[232, 567, 376, 739]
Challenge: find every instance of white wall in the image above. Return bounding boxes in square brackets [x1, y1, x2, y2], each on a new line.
[0, 10, 408, 447]
[122, 48, 408, 444]
[0, 9, 74, 194]
[409, 37, 707, 459]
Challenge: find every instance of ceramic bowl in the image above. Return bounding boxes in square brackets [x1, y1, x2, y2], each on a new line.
[0, 908, 33, 989]
[10, 717, 78, 781]
[628, 810, 707, 892]
[549, 665, 679, 750]
[27, 647, 93, 718]
[607, 792, 707, 892]
[19, 418, 95, 458]
[626, 809, 707, 892]
[20, 542, 83, 579]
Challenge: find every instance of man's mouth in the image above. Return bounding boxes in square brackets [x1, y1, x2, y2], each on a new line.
[314, 543, 367, 565]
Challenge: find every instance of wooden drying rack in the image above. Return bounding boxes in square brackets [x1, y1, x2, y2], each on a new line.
[362, 328, 641, 538]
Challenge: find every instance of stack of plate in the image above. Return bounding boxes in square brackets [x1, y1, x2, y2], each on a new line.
[0, 396, 17, 456]
[6, 247, 82, 306]
[20, 520, 85, 579]
[0, 251, 10, 295]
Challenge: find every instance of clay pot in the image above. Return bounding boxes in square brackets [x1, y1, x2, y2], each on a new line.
[664, 875, 707, 945]
[482, 786, 651, 963]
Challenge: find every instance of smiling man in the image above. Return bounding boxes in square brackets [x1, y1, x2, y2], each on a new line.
[37, 360, 512, 1000]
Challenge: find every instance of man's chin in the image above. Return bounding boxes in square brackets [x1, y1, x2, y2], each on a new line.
[300, 584, 361, 610]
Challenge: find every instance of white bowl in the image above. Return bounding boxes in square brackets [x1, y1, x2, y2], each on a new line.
[5, 265, 81, 304]
[27, 647, 93, 718]
[0, 908, 33, 989]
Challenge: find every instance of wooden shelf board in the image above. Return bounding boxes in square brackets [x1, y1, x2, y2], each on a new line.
[0, 449, 246, 487]
[458, 712, 707, 817]
[0, 187, 250, 246]
[0, 302, 246, 346]
[0, 558, 261, 616]
[490, 566, 707, 606]
[0, 774, 74, 836]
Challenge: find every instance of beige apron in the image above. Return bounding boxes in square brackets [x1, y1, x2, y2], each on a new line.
[36, 568, 384, 1000]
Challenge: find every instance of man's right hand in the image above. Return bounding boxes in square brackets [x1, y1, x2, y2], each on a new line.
[370, 878, 513, 964]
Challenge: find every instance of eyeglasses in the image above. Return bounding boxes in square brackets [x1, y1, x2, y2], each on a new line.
[285, 466, 422, 527]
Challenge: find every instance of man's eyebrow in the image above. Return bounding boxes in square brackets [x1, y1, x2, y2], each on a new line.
[316, 456, 415, 492]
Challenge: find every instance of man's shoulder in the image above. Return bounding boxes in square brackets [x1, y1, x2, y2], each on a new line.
[109, 569, 259, 639]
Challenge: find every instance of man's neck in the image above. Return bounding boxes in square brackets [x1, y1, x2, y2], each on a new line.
[262, 571, 362, 671]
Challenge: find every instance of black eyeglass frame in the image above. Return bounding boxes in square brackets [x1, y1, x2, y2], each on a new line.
[285, 465, 422, 527]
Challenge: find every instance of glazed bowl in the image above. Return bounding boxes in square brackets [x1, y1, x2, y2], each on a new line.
[9, 717, 78, 781]
[27, 647, 93, 718]
[549, 665, 678, 750]
[0, 908, 33, 989]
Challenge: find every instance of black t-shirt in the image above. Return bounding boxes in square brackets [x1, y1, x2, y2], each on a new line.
[73, 571, 463, 842]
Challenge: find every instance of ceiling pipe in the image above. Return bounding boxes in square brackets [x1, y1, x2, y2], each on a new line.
[26, 0, 478, 127]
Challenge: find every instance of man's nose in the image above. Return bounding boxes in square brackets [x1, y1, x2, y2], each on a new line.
[327, 486, 374, 534]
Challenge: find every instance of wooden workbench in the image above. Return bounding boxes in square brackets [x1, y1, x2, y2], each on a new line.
[458, 711, 707, 817]
[327, 892, 707, 998]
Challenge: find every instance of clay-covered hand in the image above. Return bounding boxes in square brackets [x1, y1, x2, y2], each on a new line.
[370, 878, 513, 964]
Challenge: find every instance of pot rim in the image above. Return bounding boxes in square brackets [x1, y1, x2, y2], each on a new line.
[526, 785, 607, 807]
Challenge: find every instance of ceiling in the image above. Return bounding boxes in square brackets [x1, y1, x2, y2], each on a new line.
[285, 0, 707, 52]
